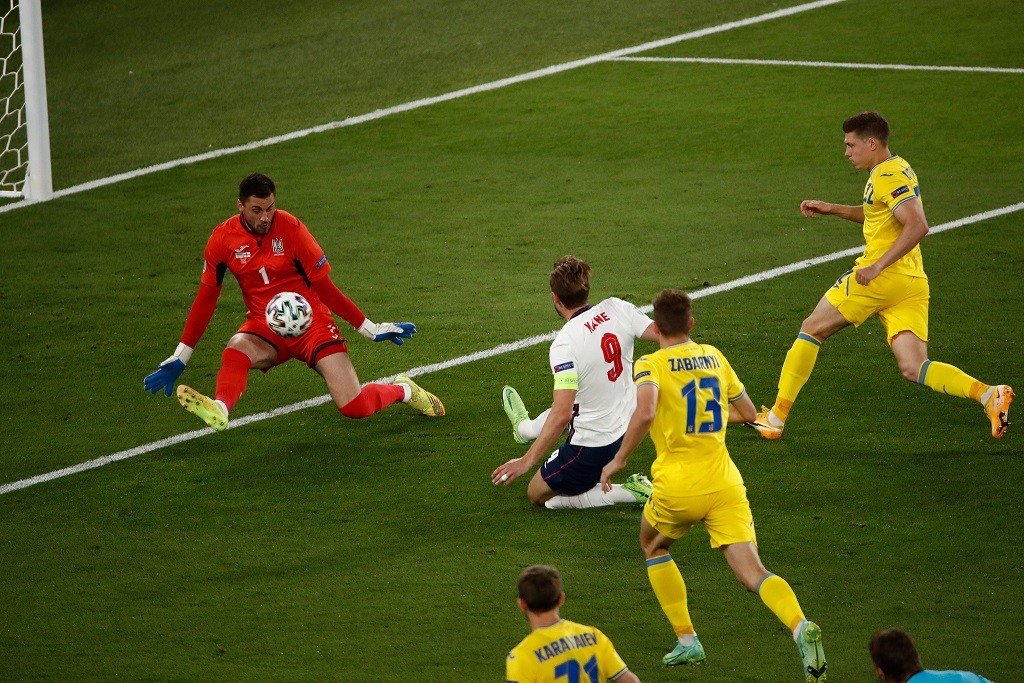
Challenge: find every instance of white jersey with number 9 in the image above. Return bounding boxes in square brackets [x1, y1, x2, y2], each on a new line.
[548, 297, 653, 447]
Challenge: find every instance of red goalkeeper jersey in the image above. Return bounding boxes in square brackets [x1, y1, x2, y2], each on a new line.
[201, 209, 332, 321]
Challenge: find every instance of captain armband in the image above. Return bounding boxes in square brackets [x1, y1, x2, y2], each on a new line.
[553, 372, 579, 391]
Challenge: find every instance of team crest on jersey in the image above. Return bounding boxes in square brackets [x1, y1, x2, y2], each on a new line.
[233, 245, 251, 264]
[272, 238, 284, 255]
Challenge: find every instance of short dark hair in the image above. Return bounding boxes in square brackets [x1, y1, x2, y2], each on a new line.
[652, 289, 693, 336]
[517, 565, 563, 612]
[550, 256, 591, 309]
[239, 173, 276, 202]
[843, 112, 890, 145]
[869, 629, 923, 681]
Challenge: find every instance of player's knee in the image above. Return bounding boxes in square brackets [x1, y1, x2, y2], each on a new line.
[899, 364, 920, 382]
[798, 319, 826, 340]
[526, 474, 554, 507]
[642, 545, 668, 562]
[897, 356, 924, 382]
[641, 536, 670, 560]
[528, 491, 552, 507]
[735, 572, 761, 593]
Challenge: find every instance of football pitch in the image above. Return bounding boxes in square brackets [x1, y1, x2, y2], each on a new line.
[2, 1, 1021, 680]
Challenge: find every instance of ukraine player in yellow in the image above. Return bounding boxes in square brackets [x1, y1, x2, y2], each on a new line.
[752, 112, 1013, 440]
[506, 565, 640, 683]
[600, 290, 827, 682]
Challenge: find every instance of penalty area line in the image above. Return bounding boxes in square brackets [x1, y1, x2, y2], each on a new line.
[2, 199, 1021, 496]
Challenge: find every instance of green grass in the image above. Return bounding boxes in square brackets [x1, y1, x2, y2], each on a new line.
[40, 0, 786, 188]
[2, 1, 1022, 680]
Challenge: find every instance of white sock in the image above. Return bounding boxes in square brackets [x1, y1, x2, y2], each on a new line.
[544, 483, 637, 509]
[980, 386, 995, 406]
[678, 633, 696, 647]
[793, 619, 807, 642]
[399, 383, 412, 402]
[768, 409, 785, 427]
[517, 408, 551, 442]
[215, 399, 229, 416]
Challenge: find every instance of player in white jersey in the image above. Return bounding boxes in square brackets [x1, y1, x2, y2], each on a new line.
[492, 256, 659, 509]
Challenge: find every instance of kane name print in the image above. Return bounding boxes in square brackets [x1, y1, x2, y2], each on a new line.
[584, 311, 610, 332]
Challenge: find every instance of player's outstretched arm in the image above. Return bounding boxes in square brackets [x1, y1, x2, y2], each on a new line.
[800, 199, 864, 223]
[310, 276, 416, 345]
[143, 282, 219, 396]
[601, 384, 657, 491]
[492, 389, 574, 486]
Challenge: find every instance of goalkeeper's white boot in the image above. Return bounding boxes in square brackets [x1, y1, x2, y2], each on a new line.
[176, 385, 228, 431]
[501, 385, 530, 445]
[395, 376, 445, 417]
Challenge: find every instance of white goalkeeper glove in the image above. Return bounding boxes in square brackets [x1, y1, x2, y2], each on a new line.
[357, 320, 417, 346]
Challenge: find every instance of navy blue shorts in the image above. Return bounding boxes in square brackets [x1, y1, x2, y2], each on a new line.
[540, 436, 624, 496]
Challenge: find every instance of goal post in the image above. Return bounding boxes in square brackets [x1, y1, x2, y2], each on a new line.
[0, 0, 51, 201]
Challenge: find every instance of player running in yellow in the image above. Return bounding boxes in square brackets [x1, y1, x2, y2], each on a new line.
[600, 290, 827, 682]
[506, 565, 640, 683]
[752, 112, 1012, 441]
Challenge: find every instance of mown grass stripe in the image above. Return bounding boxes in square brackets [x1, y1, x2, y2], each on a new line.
[3, 198, 1020, 496]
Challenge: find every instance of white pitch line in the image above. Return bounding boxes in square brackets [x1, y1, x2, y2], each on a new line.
[613, 56, 1024, 74]
[0, 0, 846, 215]
[3, 199, 1022, 496]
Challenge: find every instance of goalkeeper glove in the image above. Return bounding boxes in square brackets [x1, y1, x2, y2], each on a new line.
[357, 320, 417, 346]
[144, 343, 193, 396]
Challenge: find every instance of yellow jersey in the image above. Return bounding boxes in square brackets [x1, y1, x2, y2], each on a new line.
[857, 154, 926, 278]
[633, 341, 745, 495]
[506, 619, 629, 683]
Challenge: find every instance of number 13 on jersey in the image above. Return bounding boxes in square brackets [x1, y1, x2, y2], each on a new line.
[681, 377, 723, 434]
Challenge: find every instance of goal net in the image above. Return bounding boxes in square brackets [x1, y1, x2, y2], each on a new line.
[0, 0, 50, 201]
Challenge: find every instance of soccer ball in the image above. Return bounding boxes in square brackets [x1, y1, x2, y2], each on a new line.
[265, 291, 313, 338]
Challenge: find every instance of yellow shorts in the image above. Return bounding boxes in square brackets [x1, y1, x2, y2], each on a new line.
[643, 484, 756, 548]
[824, 268, 930, 344]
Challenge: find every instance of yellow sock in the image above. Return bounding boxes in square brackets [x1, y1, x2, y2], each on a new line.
[757, 574, 805, 633]
[646, 554, 694, 637]
[918, 360, 987, 401]
[773, 333, 822, 422]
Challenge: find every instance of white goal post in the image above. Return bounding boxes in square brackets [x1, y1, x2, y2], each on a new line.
[0, 0, 51, 201]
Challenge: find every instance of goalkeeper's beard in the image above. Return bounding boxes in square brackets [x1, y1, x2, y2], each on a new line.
[247, 218, 271, 235]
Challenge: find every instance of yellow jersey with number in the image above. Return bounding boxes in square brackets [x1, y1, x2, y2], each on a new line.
[857, 154, 926, 278]
[633, 341, 746, 495]
[506, 619, 629, 683]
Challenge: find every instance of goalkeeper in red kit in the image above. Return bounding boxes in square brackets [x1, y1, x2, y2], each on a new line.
[143, 173, 444, 430]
